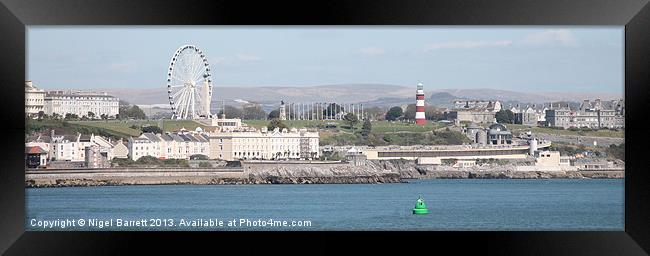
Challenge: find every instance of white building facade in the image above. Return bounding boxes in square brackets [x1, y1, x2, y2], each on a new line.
[546, 99, 624, 129]
[209, 127, 319, 161]
[127, 130, 211, 161]
[44, 90, 119, 118]
[26, 132, 128, 163]
[25, 81, 46, 117]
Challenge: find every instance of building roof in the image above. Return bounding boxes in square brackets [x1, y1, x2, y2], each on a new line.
[111, 140, 127, 147]
[79, 134, 92, 142]
[159, 133, 174, 141]
[346, 147, 361, 155]
[190, 134, 208, 142]
[45, 91, 117, 98]
[141, 133, 161, 142]
[26, 135, 53, 143]
[62, 135, 78, 142]
[169, 134, 185, 142]
[489, 129, 512, 135]
[488, 123, 508, 131]
[25, 135, 37, 142]
[178, 134, 193, 142]
[467, 123, 480, 129]
[25, 146, 48, 154]
[574, 158, 610, 165]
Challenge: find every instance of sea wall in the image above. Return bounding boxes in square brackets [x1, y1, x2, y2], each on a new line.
[25, 160, 623, 188]
[380, 160, 624, 179]
[25, 162, 403, 187]
[242, 161, 401, 184]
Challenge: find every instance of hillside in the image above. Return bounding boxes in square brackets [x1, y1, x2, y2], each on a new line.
[67, 84, 622, 108]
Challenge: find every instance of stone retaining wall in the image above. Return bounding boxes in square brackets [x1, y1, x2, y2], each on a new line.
[25, 159, 624, 188]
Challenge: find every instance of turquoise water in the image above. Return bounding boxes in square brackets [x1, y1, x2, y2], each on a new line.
[25, 179, 624, 231]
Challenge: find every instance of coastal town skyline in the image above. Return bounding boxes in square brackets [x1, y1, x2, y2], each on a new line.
[28, 27, 623, 94]
[25, 27, 625, 232]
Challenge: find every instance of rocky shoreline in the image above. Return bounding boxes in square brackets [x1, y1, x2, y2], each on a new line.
[25, 160, 623, 188]
[25, 174, 403, 188]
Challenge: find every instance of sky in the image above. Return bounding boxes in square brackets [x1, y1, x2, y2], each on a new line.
[28, 26, 623, 94]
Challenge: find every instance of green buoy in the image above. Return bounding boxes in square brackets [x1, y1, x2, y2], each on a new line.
[412, 195, 429, 215]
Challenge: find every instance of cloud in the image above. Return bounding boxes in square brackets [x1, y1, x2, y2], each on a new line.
[236, 54, 261, 62]
[108, 61, 138, 73]
[421, 29, 579, 52]
[211, 54, 261, 66]
[423, 40, 513, 51]
[360, 47, 386, 56]
[211, 57, 227, 65]
[521, 29, 579, 47]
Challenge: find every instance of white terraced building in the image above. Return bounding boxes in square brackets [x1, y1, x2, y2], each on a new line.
[545, 99, 624, 129]
[44, 90, 119, 118]
[25, 81, 46, 117]
[206, 116, 319, 161]
[25, 132, 125, 162]
[209, 126, 319, 161]
[446, 100, 502, 123]
[127, 129, 211, 161]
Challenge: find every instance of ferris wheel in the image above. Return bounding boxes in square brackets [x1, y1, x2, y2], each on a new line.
[167, 44, 213, 119]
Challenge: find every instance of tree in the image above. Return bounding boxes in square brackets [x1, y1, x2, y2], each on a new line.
[118, 100, 147, 120]
[606, 143, 625, 161]
[111, 158, 135, 167]
[268, 109, 280, 119]
[425, 106, 444, 121]
[403, 104, 417, 121]
[37, 111, 46, 121]
[495, 110, 515, 124]
[242, 104, 267, 120]
[343, 113, 359, 128]
[118, 100, 131, 119]
[135, 156, 162, 166]
[385, 106, 403, 121]
[141, 125, 163, 134]
[190, 154, 210, 160]
[267, 118, 288, 131]
[87, 111, 95, 119]
[361, 119, 372, 137]
[323, 103, 345, 117]
[64, 113, 79, 120]
[217, 105, 243, 119]
[128, 105, 147, 120]
[364, 106, 385, 121]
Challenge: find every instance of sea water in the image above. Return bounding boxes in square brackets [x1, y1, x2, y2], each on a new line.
[25, 179, 623, 231]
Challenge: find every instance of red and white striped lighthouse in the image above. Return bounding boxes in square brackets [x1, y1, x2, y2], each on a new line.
[415, 82, 426, 125]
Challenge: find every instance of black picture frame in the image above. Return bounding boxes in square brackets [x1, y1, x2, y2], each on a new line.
[1, 0, 649, 254]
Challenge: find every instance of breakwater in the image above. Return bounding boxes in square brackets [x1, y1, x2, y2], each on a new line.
[25, 160, 623, 187]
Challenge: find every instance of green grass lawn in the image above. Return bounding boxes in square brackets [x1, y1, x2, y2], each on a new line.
[27, 119, 135, 139]
[241, 119, 452, 146]
[69, 120, 206, 137]
[31, 118, 447, 145]
[241, 119, 444, 133]
[242, 119, 326, 129]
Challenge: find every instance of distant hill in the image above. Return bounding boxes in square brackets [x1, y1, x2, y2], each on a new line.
[429, 92, 465, 108]
[70, 84, 622, 108]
